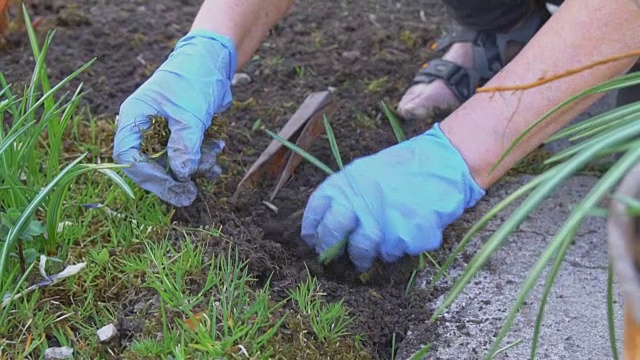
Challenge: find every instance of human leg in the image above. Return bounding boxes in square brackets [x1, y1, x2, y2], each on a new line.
[397, 1, 559, 132]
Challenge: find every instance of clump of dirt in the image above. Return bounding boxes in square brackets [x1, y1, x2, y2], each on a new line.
[56, 3, 90, 27]
[140, 115, 229, 158]
[271, 316, 372, 359]
[139, 116, 171, 157]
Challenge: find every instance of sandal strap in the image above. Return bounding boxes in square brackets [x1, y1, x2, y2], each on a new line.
[411, 8, 549, 103]
[413, 59, 481, 103]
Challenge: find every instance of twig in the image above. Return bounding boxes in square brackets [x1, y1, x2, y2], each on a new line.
[2, 258, 86, 308]
[477, 49, 640, 93]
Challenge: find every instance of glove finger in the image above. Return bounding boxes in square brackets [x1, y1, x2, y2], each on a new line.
[406, 230, 444, 256]
[194, 139, 226, 179]
[347, 223, 383, 272]
[313, 202, 357, 256]
[300, 193, 330, 247]
[121, 154, 198, 207]
[378, 210, 410, 263]
[115, 99, 199, 207]
[379, 234, 407, 264]
[166, 113, 206, 182]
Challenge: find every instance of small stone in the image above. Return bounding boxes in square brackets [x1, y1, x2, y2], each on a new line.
[44, 347, 74, 359]
[97, 323, 118, 343]
[341, 50, 360, 63]
[57, 5, 90, 27]
[133, 300, 145, 312]
[232, 73, 252, 86]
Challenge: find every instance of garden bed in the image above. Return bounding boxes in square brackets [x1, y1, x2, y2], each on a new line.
[1, 0, 469, 358]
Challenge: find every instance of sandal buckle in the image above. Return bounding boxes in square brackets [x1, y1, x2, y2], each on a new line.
[425, 60, 471, 100]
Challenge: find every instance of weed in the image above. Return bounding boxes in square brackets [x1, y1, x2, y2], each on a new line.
[0, 6, 132, 310]
[124, 240, 289, 359]
[293, 64, 314, 79]
[288, 270, 353, 343]
[354, 109, 380, 129]
[365, 76, 389, 94]
[405, 252, 440, 296]
[311, 30, 325, 48]
[231, 97, 256, 111]
[267, 55, 284, 67]
[0, 7, 374, 360]
[138, 112, 228, 164]
[399, 30, 418, 49]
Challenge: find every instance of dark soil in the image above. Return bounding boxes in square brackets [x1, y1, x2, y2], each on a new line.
[1, 0, 464, 358]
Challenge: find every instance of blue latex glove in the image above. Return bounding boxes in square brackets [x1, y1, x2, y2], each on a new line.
[300, 123, 486, 272]
[113, 30, 237, 207]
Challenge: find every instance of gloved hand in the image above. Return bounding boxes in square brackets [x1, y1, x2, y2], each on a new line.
[113, 30, 237, 207]
[300, 123, 486, 272]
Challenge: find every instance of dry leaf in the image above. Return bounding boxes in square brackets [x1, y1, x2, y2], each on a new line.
[233, 90, 336, 201]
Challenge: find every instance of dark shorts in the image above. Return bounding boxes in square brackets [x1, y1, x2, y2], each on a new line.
[443, 0, 564, 31]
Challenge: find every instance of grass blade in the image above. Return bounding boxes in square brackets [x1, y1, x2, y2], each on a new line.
[544, 112, 640, 165]
[16, 57, 96, 127]
[548, 100, 640, 142]
[380, 101, 406, 143]
[407, 343, 432, 360]
[607, 264, 620, 360]
[98, 168, 135, 199]
[433, 119, 640, 323]
[490, 71, 640, 173]
[491, 339, 522, 359]
[0, 154, 87, 285]
[486, 142, 640, 358]
[0, 121, 37, 156]
[0, 262, 36, 325]
[529, 225, 577, 359]
[262, 127, 334, 176]
[430, 170, 556, 288]
[323, 115, 344, 170]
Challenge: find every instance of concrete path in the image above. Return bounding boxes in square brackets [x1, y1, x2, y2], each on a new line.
[397, 93, 628, 360]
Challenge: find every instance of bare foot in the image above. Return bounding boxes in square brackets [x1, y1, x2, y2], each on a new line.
[397, 42, 474, 122]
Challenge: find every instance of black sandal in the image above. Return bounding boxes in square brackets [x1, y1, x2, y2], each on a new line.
[410, 8, 550, 107]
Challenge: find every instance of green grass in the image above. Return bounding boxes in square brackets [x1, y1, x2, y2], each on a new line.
[288, 269, 353, 343]
[126, 241, 288, 359]
[0, 7, 365, 359]
[0, 4, 133, 315]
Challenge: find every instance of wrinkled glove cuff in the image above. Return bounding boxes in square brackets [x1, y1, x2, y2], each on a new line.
[428, 123, 486, 208]
[144, 29, 238, 128]
[179, 29, 239, 82]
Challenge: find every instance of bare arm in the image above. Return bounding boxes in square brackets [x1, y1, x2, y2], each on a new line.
[441, 0, 640, 189]
[191, 0, 295, 69]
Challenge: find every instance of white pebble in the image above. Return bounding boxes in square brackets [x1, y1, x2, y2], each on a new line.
[232, 73, 252, 86]
[97, 323, 118, 343]
[44, 347, 74, 359]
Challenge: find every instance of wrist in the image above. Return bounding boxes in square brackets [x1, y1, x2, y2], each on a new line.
[151, 29, 238, 118]
[173, 29, 238, 82]
[422, 123, 486, 207]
